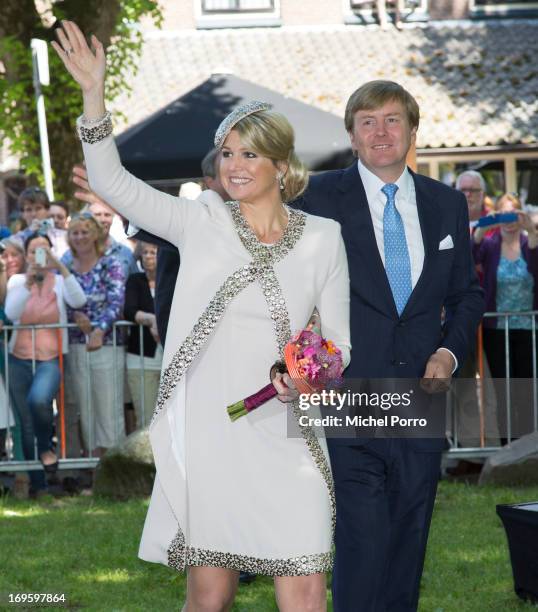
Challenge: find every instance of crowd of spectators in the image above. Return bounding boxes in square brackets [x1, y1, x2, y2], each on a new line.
[452, 170, 538, 466]
[0, 160, 536, 496]
[0, 183, 163, 498]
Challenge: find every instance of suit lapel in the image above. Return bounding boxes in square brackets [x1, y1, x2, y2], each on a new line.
[338, 164, 397, 315]
[401, 171, 442, 316]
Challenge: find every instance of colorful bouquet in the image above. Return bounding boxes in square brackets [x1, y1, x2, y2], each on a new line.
[227, 316, 343, 421]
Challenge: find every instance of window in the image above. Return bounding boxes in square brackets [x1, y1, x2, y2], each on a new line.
[197, 0, 280, 28]
[345, 0, 428, 25]
[438, 161, 505, 196]
[470, 0, 538, 16]
[416, 152, 538, 206]
[517, 159, 538, 206]
[201, 0, 275, 13]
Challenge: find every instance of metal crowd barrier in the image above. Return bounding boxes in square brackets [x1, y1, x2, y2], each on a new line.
[0, 320, 153, 472]
[446, 310, 538, 459]
[1, 312, 538, 471]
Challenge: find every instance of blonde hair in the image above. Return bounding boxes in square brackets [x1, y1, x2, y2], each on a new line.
[496, 193, 522, 211]
[233, 110, 308, 202]
[345, 80, 420, 133]
[67, 215, 107, 257]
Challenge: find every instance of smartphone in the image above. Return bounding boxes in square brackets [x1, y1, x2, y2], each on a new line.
[35, 246, 47, 267]
[476, 212, 518, 228]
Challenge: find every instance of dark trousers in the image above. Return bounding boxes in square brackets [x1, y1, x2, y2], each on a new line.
[482, 327, 536, 440]
[329, 439, 441, 612]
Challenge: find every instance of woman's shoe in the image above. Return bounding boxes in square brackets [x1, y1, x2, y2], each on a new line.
[40, 451, 59, 474]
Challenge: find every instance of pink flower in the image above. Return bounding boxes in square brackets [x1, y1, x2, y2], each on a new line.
[304, 362, 321, 380]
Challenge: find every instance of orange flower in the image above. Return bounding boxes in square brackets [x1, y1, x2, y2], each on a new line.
[325, 340, 337, 355]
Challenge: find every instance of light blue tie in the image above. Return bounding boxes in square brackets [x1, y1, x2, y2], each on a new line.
[382, 183, 412, 316]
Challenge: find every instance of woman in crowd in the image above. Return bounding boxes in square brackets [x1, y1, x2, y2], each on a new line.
[1, 237, 25, 283]
[0, 248, 14, 473]
[124, 242, 162, 429]
[473, 193, 538, 440]
[62, 213, 126, 458]
[0, 237, 27, 496]
[54, 22, 350, 611]
[5, 232, 86, 495]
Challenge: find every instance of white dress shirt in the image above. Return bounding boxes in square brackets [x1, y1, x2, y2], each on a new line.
[358, 160, 457, 371]
[358, 160, 424, 287]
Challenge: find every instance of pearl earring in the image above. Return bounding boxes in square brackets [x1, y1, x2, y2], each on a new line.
[277, 172, 285, 191]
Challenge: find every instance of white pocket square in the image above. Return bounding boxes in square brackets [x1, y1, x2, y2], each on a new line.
[439, 235, 454, 250]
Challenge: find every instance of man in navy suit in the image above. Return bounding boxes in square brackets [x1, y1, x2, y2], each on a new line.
[298, 81, 484, 611]
[135, 148, 228, 345]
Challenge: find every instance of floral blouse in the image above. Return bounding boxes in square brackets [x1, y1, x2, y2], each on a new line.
[62, 253, 126, 345]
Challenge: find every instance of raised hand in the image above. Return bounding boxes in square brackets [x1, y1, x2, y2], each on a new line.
[51, 21, 106, 94]
[517, 211, 538, 249]
[72, 163, 105, 206]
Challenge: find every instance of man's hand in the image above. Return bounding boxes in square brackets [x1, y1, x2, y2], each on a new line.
[149, 322, 160, 345]
[420, 350, 454, 394]
[72, 163, 100, 206]
[72, 164, 118, 213]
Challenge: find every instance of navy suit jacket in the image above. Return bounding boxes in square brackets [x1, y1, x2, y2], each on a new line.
[297, 164, 485, 450]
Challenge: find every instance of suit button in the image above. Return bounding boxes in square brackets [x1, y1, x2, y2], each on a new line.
[399, 361, 407, 366]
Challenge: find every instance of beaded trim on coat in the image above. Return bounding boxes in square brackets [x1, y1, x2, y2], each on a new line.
[161, 201, 334, 574]
[76, 112, 113, 144]
[230, 201, 336, 534]
[168, 529, 333, 576]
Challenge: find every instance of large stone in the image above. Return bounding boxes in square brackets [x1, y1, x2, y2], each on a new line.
[479, 432, 538, 486]
[93, 428, 155, 499]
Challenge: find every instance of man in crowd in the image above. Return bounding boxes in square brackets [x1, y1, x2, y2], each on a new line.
[14, 187, 69, 258]
[456, 170, 488, 223]
[15, 187, 51, 242]
[450, 170, 500, 461]
[142, 148, 228, 345]
[50, 200, 69, 230]
[48, 200, 70, 258]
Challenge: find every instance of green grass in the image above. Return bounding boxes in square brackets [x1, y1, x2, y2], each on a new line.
[0, 481, 537, 611]
[420, 482, 538, 612]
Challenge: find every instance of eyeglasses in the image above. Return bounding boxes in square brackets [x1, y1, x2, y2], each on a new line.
[460, 188, 483, 195]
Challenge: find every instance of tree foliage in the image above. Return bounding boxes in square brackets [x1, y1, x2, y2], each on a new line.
[0, 0, 163, 198]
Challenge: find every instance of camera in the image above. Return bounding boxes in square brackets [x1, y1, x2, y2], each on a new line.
[39, 218, 54, 232]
